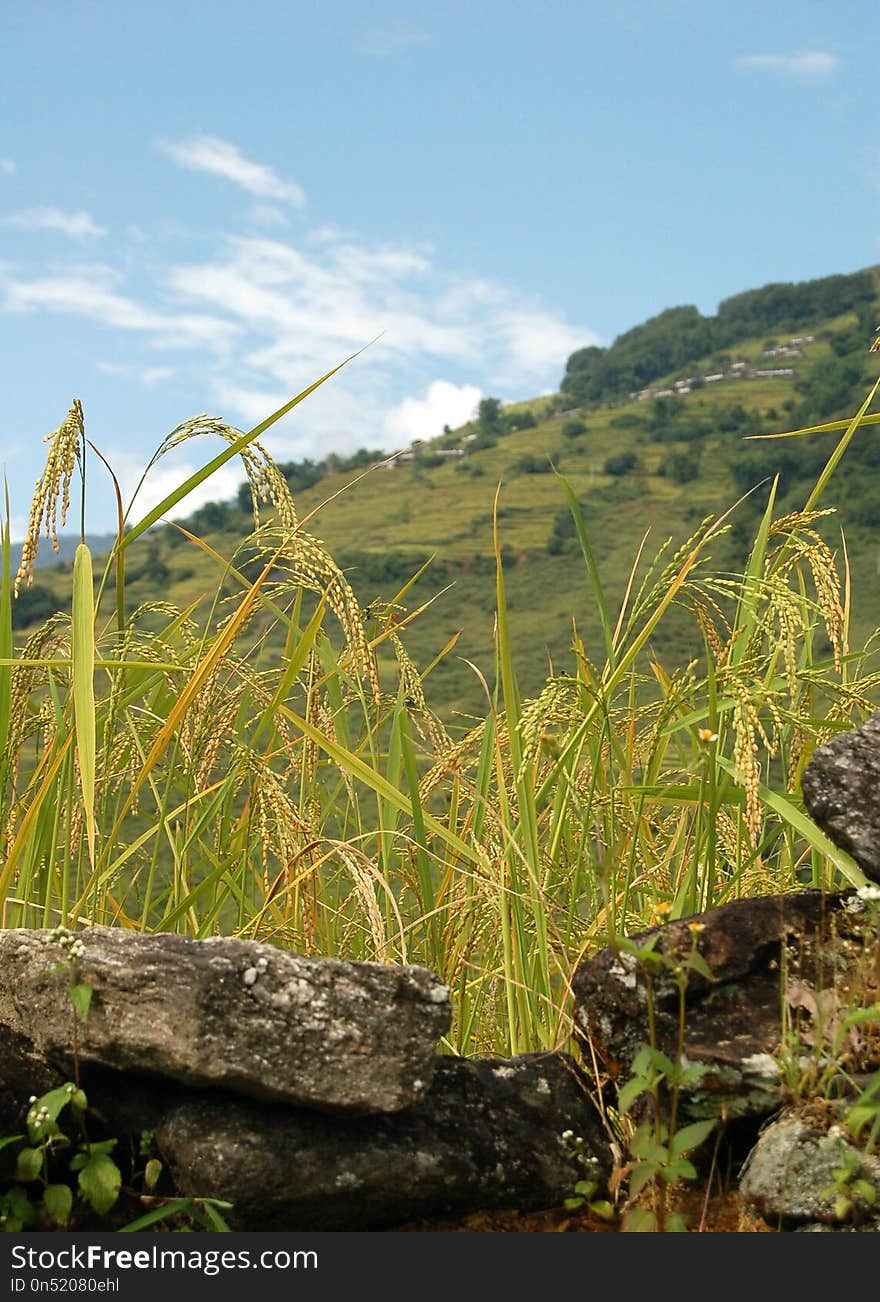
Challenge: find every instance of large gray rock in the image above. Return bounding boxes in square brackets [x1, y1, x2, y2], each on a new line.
[0, 927, 450, 1113]
[572, 891, 850, 1120]
[156, 1052, 612, 1230]
[802, 711, 880, 882]
[740, 1112, 880, 1228]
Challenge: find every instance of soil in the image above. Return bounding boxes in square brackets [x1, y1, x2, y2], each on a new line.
[401, 1186, 772, 1232]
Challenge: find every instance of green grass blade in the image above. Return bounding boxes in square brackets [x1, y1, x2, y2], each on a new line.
[553, 467, 615, 667]
[71, 543, 97, 865]
[122, 346, 370, 547]
[0, 491, 12, 784]
[746, 412, 880, 441]
[803, 374, 880, 514]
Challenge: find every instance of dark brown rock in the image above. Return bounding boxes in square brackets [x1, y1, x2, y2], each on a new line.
[0, 1023, 64, 1132]
[0, 927, 450, 1114]
[802, 712, 880, 882]
[572, 891, 851, 1120]
[156, 1053, 612, 1230]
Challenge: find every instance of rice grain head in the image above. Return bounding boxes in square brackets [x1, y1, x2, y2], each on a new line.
[16, 400, 83, 596]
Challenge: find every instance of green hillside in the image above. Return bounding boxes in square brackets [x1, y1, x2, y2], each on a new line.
[18, 264, 880, 719]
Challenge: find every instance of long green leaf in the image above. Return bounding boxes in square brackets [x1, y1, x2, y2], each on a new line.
[72, 543, 97, 864]
[0, 491, 12, 780]
[804, 374, 880, 514]
[121, 345, 371, 547]
[553, 467, 615, 667]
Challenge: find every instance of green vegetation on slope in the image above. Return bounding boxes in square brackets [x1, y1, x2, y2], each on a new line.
[16, 265, 880, 720]
[560, 266, 877, 407]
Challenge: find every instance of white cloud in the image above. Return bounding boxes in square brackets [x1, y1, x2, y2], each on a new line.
[156, 135, 305, 206]
[384, 381, 482, 443]
[1, 216, 599, 486]
[305, 224, 355, 245]
[210, 378, 387, 463]
[163, 234, 586, 386]
[3, 266, 238, 352]
[0, 158, 14, 175]
[248, 203, 289, 229]
[735, 50, 840, 78]
[107, 447, 246, 524]
[208, 382, 296, 431]
[6, 207, 106, 239]
[96, 361, 176, 386]
[490, 309, 591, 388]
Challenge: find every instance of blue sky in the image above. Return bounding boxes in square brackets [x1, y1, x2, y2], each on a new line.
[2, 0, 877, 536]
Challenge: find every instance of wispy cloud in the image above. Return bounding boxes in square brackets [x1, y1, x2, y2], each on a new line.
[248, 203, 289, 230]
[1, 222, 598, 465]
[305, 224, 355, 245]
[163, 232, 598, 442]
[0, 158, 14, 176]
[735, 50, 840, 79]
[6, 207, 107, 239]
[156, 134, 306, 206]
[357, 28, 430, 58]
[96, 361, 176, 386]
[3, 265, 237, 351]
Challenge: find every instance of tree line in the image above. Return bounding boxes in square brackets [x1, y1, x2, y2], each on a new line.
[560, 269, 877, 407]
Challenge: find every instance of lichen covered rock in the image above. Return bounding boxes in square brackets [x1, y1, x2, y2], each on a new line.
[802, 711, 880, 883]
[157, 1052, 612, 1230]
[740, 1112, 880, 1228]
[572, 891, 851, 1120]
[0, 927, 450, 1113]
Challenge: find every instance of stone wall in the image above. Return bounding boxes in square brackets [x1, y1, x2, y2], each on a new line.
[3, 711, 880, 1230]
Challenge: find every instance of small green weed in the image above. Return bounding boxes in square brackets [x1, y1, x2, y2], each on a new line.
[0, 928, 233, 1232]
[613, 933, 717, 1232]
[821, 1141, 878, 1222]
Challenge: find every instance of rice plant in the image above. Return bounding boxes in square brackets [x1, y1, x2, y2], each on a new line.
[2, 361, 879, 1058]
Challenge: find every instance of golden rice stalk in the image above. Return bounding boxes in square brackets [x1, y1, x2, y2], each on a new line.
[419, 718, 493, 802]
[155, 414, 298, 532]
[334, 843, 402, 963]
[16, 400, 83, 596]
[7, 613, 70, 767]
[241, 526, 379, 698]
[71, 542, 97, 865]
[769, 511, 844, 672]
[387, 627, 450, 754]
